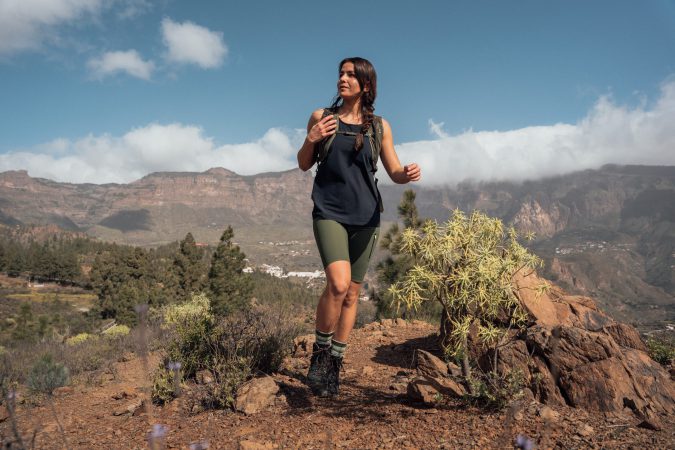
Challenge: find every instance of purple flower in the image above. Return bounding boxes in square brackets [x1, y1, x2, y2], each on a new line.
[151, 424, 167, 439]
[135, 303, 149, 314]
[168, 361, 182, 371]
[515, 434, 535, 450]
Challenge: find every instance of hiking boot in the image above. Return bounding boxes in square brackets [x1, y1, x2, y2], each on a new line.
[307, 343, 330, 394]
[324, 354, 344, 397]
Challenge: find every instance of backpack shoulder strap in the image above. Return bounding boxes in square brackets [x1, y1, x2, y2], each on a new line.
[369, 115, 384, 169]
[314, 109, 339, 164]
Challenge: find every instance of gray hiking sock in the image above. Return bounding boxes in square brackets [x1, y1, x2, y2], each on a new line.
[315, 329, 333, 348]
[330, 339, 347, 358]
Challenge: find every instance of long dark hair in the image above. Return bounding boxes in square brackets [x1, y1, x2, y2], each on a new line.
[329, 57, 377, 152]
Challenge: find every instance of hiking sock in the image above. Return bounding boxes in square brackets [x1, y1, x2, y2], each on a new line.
[315, 329, 333, 348]
[330, 339, 347, 358]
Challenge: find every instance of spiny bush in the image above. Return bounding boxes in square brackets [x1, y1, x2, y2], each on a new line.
[388, 210, 543, 375]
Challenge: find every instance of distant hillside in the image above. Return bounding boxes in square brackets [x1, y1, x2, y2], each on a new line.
[0, 164, 673, 328]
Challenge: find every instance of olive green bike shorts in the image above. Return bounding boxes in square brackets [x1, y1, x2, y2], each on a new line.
[313, 219, 380, 283]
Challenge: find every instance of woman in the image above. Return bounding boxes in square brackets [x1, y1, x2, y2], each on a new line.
[297, 57, 421, 396]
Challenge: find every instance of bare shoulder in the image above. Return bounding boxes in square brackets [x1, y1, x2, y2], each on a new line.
[380, 117, 392, 135]
[307, 108, 326, 130]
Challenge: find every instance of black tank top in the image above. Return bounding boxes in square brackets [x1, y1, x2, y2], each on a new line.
[311, 121, 380, 227]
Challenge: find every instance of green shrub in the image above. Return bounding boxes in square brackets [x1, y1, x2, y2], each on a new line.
[468, 368, 526, 409]
[647, 336, 675, 365]
[102, 324, 130, 338]
[66, 333, 96, 346]
[151, 294, 301, 407]
[206, 355, 251, 408]
[27, 354, 69, 396]
[151, 365, 178, 405]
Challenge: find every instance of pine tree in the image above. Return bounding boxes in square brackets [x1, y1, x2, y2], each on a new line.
[375, 189, 429, 318]
[208, 226, 252, 316]
[172, 233, 206, 300]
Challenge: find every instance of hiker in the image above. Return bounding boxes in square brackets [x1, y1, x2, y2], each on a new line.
[296, 57, 421, 396]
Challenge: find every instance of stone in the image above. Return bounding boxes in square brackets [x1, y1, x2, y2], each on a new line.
[196, 370, 215, 385]
[394, 318, 408, 327]
[577, 424, 594, 437]
[112, 398, 144, 416]
[235, 376, 279, 415]
[292, 334, 315, 357]
[446, 361, 462, 377]
[407, 377, 441, 405]
[415, 349, 449, 379]
[111, 390, 136, 400]
[538, 406, 559, 422]
[426, 376, 467, 397]
[602, 323, 648, 352]
[380, 318, 394, 327]
[513, 269, 559, 327]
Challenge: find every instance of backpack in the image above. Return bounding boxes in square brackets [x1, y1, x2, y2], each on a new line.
[313, 108, 384, 172]
[313, 108, 385, 212]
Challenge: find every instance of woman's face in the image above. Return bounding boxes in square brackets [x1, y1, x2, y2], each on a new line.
[338, 62, 367, 100]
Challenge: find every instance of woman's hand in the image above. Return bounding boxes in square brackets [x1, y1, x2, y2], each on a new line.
[307, 115, 337, 143]
[403, 163, 421, 182]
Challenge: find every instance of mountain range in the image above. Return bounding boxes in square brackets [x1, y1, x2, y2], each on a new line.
[1, 164, 673, 329]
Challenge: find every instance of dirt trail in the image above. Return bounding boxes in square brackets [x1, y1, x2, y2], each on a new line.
[2, 321, 673, 449]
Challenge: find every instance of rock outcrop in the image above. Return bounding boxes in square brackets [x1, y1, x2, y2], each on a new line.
[480, 270, 675, 426]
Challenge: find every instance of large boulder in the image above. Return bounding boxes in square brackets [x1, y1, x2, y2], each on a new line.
[475, 271, 675, 421]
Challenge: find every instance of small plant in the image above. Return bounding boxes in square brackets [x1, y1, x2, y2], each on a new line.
[26, 354, 70, 448]
[66, 332, 96, 346]
[102, 324, 131, 338]
[27, 354, 69, 396]
[467, 368, 526, 409]
[646, 335, 675, 366]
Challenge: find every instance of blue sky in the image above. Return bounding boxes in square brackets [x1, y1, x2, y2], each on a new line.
[1, 0, 674, 184]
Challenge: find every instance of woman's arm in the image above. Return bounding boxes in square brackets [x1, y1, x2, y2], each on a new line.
[379, 118, 421, 184]
[297, 109, 337, 172]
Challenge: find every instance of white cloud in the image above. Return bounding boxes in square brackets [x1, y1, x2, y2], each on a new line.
[0, 0, 104, 55]
[0, 124, 303, 184]
[2, 79, 675, 185]
[161, 18, 227, 69]
[391, 80, 675, 185]
[87, 50, 154, 80]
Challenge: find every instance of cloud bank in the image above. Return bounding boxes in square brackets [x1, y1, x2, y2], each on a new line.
[0, 0, 103, 55]
[2, 80, 675, 185]
[87, 50, 154, 80]
[161, 18, 227, 69]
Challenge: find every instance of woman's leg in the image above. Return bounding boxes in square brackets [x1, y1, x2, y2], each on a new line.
[314, 260, 351, 333]
[333, 281, 361, 342]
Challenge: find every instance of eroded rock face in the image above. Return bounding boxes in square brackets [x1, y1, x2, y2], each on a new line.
[481, 271, 675, 419]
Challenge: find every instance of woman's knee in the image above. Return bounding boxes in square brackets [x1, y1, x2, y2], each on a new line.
[327, 278, 350, 298]
[342, 290, 359, 308]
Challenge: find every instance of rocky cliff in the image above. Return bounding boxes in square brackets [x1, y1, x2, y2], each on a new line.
[0, 165, 673, 328]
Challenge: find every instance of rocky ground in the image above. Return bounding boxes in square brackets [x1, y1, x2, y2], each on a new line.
[2, 319, 673, 449]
